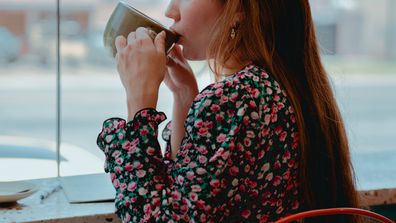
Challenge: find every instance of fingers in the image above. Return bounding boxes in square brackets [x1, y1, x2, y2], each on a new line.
[127, 31, 136, 44]
[115, 35, 127, 52]
[135, 27, 151, 41]
[168, 44, 186, 63]
[154, 31, 166, 54]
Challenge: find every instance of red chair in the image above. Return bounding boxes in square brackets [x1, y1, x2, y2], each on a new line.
[275, 207, 394, 223]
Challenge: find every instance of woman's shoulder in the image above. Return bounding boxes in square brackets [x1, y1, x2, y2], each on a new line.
[196, 63, 288, 103]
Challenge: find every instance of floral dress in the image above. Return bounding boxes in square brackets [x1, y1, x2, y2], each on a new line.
[97, 64, 300, 223]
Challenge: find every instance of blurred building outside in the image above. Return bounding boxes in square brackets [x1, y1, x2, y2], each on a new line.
[0, 0, 395, 68]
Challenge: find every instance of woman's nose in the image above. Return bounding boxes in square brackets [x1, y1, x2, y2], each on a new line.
[165, 0, 180, 21]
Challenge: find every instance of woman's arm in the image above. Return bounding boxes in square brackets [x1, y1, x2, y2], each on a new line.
[169, 89, 198, 160]
[97, 85, 262, 222]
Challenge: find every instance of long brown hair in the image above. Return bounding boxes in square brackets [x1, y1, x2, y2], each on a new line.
[208, 1, 361, 222]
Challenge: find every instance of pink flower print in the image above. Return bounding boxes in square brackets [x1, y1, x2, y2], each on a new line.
[140, 109, 148, 117]
[137, 170, 146, 178]
[180, 205, 188, 214]
[146, 147, 156, 156]
[229, 166, 239, 176]
[259, 214, 269, 222]
[215, 88, 223, 97]
[264, 114, 271, 125]
[198, 127, 208, 136]
[261, 163, 270, 173]
[215, 114, 224, 122]
[186, 171, 195, 180]
[274, 94, 281, 102]
[276, 206, 284, 214]
[273, 175, 282, 186]
[203, 99, 212, 107]
[105, 135, 113, 143]
[280, 131, 287, 141]
[198, 146, 208, 155]
[200, 214, 207, 222]
[134, 161, 143, 169]
[244, 164, 251, 173]
[210, 179, 220, 188]
[196, 200, 206, 210]
[196, 168, 207, 175]
[123, 213, 131, 222]
[210, 104, 220, 113]
[228, 109, 235, 117]
[114, 166, 122, 174]
[283, 170, 290, 180]
[271, 113, 278, 122]
[189, 192, 198, 201]
[258, 149, 265, 160]
[246, 179, 257, 188]
[246, 130, 255, 138]
[204, 121, 214, 129]
[220, 95, 229, 103]
[292, 200, 300, 210]
[115, 157, 123, 165]
[120, 183, 127, 191]
[241, 209, 251, 219]
[244, 138, 252, 147]
[171, 191, 181, 201]
[127, 182, 137, 192]
[143, 204, 152, 214]
[275, 125, 283, 135]
[112, 179, 120, 188]
[191, 185, 202, 192]
[124, 163, 133, 172]
[265, 172, 273, 181]
[140, 128, 149, 136]
[288, 159, 295, 168]
[177, 175, 184, 184]
[234, 194, 241, 202]
[282, 151, 291, 162]
[198, 155, 207, 164]
[131, 197, 138, 203]
[251, 88, 260, 98]
[231, 93, 239, 102]
[266, 87, 273, 95]
[183, 156, 191, 163]
[117, 132, 124, 140]
[273, 161, 281, 170]
[251, 111, 259, 120]
[138, 188, 148, 196]
[216, 134, 227, 143]
[194, 119, 203, 128]
[122, 141, 131, 150]
[112, 150, 121, 158]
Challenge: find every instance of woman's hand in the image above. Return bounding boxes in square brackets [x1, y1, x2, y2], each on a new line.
[115, 27, 167, 120]
[165, 44, 198, 96]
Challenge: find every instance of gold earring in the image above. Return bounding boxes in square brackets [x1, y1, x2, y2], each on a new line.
[231, 28, 236, 39]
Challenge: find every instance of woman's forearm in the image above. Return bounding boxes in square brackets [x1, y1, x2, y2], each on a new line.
[170, 89, 198, 160]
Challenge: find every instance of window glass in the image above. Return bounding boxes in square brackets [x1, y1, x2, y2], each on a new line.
[1, 0, 394, 190]
[0, 0, 58, 181]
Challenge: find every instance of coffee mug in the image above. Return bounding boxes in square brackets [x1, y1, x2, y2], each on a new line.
[103, 1, 180, 57]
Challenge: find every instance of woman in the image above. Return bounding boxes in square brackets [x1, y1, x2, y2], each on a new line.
[97, 0, 360, 222]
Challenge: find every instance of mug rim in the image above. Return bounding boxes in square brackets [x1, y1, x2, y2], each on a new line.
[119, 0, 169, 31]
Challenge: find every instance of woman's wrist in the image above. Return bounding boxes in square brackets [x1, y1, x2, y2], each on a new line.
[173, 87, 198, 105]
[126, 90, 159, 121]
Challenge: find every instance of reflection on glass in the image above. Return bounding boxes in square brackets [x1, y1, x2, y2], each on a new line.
[0, 0, 58, 181]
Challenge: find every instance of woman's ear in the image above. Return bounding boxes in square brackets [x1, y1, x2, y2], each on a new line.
[234, 12, 244, 24]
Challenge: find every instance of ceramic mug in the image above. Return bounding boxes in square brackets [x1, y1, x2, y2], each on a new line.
[103, 1, 180, 57]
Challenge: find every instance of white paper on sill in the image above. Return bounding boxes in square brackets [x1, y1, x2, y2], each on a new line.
[60, 173, 115, 203]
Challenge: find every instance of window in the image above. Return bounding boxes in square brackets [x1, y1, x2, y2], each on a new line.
[1, 0, 395, 191]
